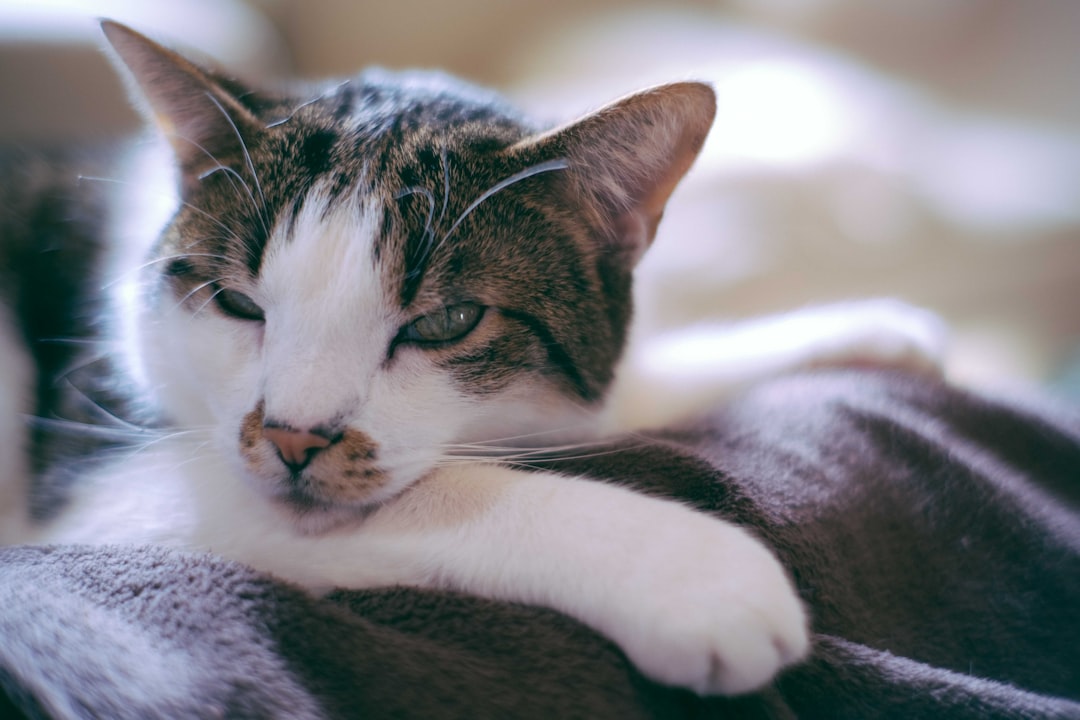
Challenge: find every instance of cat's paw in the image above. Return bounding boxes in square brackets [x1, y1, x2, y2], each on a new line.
[798, 298, 949, 377]
[611, 520, 809, 695]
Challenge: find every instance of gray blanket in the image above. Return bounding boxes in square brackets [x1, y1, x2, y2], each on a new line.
[3, 370, 1079, 719]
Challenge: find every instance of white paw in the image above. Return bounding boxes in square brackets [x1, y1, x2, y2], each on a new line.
[610, 520, 810, 695]
[603, 299, 949, 434]
[796, 298, 950, 377]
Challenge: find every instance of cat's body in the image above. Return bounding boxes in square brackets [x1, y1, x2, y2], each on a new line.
[1, 22, 947, 695]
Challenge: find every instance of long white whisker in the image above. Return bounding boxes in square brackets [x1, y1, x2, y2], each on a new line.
[34, 337, 103, 346]
[58, 378, 147, 432]
[178, 131, 273, 264]
[443, 419, 602, 447]
[178, 202, 242, 239]
[178, 133, 252, 203]
[190, 284, 227, 318]
[204, 91, 268, 215]
[440, 158, 568, 244]
[265, 79, 351, 129]
[443, 436, 607, 453]
[101, 253, 229, 290]
[76, 175, 124, 186]
[436, 442, 652, 469]
[167, 439, 218, 471]
[198, 163, 260, 214]
[51, 351, 118, 386]
[25, 416, 155, 440]
[77, 175, 242, 246]
[119, 428, 217, 463]
[394, 186, 436, 243]
[170, 277, 226, 315]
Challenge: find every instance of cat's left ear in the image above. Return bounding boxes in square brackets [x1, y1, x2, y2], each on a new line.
[100, 20, 265, 196]
[516, 82, 716, 264]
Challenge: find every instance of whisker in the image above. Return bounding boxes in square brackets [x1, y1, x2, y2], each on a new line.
[438, 441, 652, 468]
[77, 175, 246, 255]
[175, 132, 269, 263]
[101, 252, 230, 289]
[172, 202, 254, 254]
[34, 337, 104, 346]
[24, 418, 218, 469]
[179, 134, 250, 202]
[190, 284, 227, 318]
[24, 416, 155, 440]
[394, 186, 436, 242]
[170, 276, 226, 315]
[443, 436, 607, 454]
[204, 91, 267, 212]
[265, 79, 351, 129]
[198, 163, 260, 214]
[76, 174, 125, 186]
[443, 418, 602, 447]
[166, 438, 218, 471]
[441, 430, 632, 458]
[50, 351, 118, 389]
[439, 158, 568, 245]
[118, 428, 217, 463]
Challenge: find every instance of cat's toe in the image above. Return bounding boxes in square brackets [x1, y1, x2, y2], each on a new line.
[803, 298, 951, 377]
[630, 578, 809, 696]
[853, 299, 950, 376]
[698, 600, 810, 695]
[617, 524, 810, 696]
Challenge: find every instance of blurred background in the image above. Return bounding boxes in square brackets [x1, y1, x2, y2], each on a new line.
[2, 0, 1078, 398]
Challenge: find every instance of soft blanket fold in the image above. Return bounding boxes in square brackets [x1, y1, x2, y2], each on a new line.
[2, 370, 1079, 719]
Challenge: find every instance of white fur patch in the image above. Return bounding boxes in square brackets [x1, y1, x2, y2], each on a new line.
[257, 187, 396, 429]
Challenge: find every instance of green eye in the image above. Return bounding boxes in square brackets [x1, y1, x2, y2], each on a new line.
[402, 303, 484, 345]
[214, 286, 265, 322]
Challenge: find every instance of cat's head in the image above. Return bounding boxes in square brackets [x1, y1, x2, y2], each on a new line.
[103, 21, 714, 528]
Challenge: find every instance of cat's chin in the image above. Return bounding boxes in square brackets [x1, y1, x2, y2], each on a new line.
[272, 490, 379, 536]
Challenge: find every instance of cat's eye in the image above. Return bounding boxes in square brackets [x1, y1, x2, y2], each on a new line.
[401, 303, 484, 345]
[214, 286, 265, 322]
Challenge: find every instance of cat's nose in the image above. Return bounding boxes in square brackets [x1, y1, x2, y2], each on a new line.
[263, 427, 332, 472]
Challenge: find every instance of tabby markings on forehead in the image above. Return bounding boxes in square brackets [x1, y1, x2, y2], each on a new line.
[265, 80, 354, 129]
[394, 145, 452, 305]
[393, 156, 570, 306]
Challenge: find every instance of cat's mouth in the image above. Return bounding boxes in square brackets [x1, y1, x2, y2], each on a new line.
[238, 404, 397, 509]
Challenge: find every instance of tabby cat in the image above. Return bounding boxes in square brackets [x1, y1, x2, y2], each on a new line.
[0, 21, 943, 695]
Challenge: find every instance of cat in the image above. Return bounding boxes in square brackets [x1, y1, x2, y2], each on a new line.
[0, 20, 944, 696]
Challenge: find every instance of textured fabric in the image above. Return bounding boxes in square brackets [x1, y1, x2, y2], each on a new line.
[2, 370, 1078, 719]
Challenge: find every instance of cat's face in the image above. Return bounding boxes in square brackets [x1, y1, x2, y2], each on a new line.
[104, 22, 714, 528]
[143, 100, 614, 520]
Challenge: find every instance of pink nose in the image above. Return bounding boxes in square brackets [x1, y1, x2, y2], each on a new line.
[263, 427, 332, 470]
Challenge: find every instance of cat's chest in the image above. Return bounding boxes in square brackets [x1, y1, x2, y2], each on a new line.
[41, 440, 249, 549]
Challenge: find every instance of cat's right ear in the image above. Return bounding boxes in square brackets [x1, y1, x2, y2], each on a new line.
[514, 82, 716, 266]
[100, 20, 263, 195]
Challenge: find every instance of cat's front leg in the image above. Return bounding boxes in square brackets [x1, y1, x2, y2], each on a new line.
[301, 464, 809, 695]
[608, 298, 948, 432]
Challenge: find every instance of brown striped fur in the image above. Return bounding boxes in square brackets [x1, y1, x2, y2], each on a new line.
[101, 21, 714, 509]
